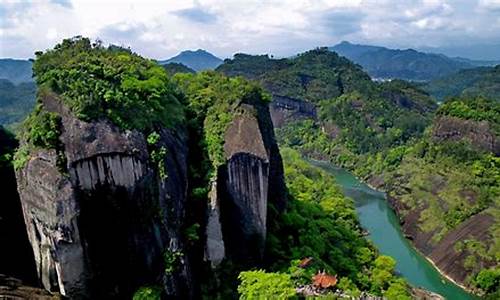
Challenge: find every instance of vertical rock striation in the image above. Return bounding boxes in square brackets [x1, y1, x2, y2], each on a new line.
[16, 94, 191, 299]
[205, 102, 287, 265]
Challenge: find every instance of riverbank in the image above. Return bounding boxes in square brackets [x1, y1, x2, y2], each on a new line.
[309, 159, 476, 300]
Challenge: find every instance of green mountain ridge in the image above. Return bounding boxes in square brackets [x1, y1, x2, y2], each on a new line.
[330, 41, 482, 81]
[0, 59, 33, 85]
[159, 49, 223, 71]
[422, 65, 500, 101]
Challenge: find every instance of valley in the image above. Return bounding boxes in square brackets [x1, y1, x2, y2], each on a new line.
[0, 36, 498, 300]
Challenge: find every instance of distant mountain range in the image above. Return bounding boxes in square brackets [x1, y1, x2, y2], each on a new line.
[330, 41, 497, 81]
[0, 59, 33, 84]
[159, 49, 223, 72]
[0, 59, 36, 128]
[419, 44, 500, 61]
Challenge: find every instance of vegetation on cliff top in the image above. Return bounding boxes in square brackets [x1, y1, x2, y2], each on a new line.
[218, 48, 375, 103]
[436, 96, 500, 133]
[32, 36, 184, 131]
[173, 71, 270, 173]
[219, 49, 436, 154]
[14, 37, 185, 174]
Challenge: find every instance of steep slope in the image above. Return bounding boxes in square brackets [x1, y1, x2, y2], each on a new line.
[0, 59, 33, 84]
[330, 41, 473, 81]
[422, 65, 500, 101]
[160, 49, 223, 71]
[172, 71, 287, 267]
[14, 37, 192, 299]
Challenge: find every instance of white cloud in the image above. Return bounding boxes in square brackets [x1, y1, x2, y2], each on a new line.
[0, 0, 499, 59]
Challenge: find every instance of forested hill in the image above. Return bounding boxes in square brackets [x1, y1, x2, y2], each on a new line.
[0, 59, 33, 84]
[218, 47, 499, 297]
[159, 49, 222, 71]
[217, 48, 437, 153]
[422, 65, 500, 101]
[218, 49, 373, 103]
[330, 41, 473, 81]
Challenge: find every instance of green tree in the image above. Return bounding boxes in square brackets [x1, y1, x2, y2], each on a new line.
[237, 270, 296, 299]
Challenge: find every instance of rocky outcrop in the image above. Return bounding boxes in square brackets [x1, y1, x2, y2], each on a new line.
[432, 116, 499, 155]
[0, 274, 61, 300]
[205, 101, 287, 265]
[16, 93, 192, 299]
[387, 193, 496, 286]
[269, 95, 316, 128]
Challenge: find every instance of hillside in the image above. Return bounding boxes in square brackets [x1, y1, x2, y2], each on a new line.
[0, 59, 33, 84]
[159, 49, 222, 71]
[218, 48, 499, 297]
[423, 65, 500, 101]
[162, 62, 195, 76]
[0, 79, 36, 127]
[218, 48, 436, 152]
[330, 41, 473, 81]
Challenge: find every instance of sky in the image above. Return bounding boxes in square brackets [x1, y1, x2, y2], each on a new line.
[1, 0, 500, 60]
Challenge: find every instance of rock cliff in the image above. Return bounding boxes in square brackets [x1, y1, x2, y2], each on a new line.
[15, 92, 191, 299]
[432, 116, 499, 155]
[205, 100, 287, 266]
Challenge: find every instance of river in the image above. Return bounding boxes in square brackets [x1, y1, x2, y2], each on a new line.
[309, 160, 475, 300]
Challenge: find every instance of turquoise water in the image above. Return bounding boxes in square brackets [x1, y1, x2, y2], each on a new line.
[310, 160, 475, 300]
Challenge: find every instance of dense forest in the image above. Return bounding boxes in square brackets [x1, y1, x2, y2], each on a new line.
[422, 66, 500, 101]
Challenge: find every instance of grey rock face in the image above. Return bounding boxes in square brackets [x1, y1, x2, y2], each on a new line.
[269, 95, 317, 128]
[205, 180, 226, 266]
[16, 93, 191, 299]
[205, 102, 286, 265]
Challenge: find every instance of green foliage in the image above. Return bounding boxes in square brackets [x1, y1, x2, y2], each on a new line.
[163, 250, 183, 275]
[423, 65, 500, 101]
[147, 131, 168, 179]
[474, 267, 500, 293]
[184, 223, 200, 243]
[219, 48, 374, 104]
[162, 62, 195, 76]
[132, 286, 162, 300]
[173, 71, 269, 173]
[0, 127, 17, 168]
[32, 36, 184, 131]
[237, 270, 296, 299]
[263, 148, 407, 296]
[384, 278, 412, 300]
[437, 97, 500, 133]
[14, 103, 62, 170]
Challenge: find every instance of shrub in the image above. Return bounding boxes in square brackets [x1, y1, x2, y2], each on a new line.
[237, 270, 296, 299]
